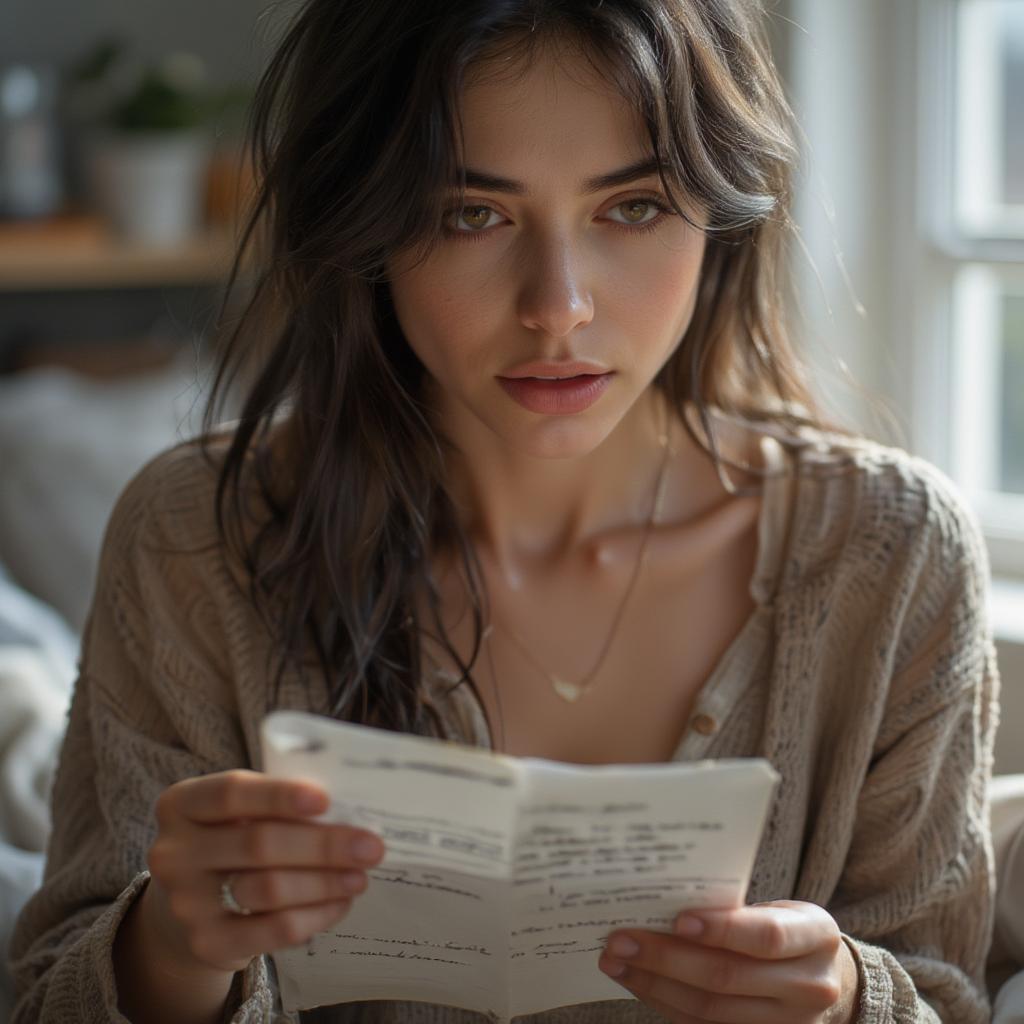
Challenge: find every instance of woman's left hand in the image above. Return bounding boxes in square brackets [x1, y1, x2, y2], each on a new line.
[598, 899, 860, 1024]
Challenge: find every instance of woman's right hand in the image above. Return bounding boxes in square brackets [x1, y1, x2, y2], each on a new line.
[142, 768, 385, 976]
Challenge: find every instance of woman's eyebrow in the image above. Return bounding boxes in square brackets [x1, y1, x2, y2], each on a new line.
[453, 156, 663, 197]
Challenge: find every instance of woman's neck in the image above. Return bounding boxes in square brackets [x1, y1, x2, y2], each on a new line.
[435, 388, 672, 581]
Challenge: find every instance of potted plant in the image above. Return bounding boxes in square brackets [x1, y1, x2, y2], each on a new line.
[66, 38, 251, 246]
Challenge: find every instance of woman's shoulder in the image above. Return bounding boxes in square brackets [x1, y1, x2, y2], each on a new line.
[100, 416, 292, 577]
[790, 423, 983, 546]
[712, 403, 974, 524]
[105, 431, 229, 551]
[708, 402, 989, 594]
[751, 417, 992, 604]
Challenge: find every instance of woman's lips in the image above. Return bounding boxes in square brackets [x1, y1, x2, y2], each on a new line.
[496, 372, 614, 414]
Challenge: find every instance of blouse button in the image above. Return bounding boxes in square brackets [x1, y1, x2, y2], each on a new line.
[691, 713, 718, 736]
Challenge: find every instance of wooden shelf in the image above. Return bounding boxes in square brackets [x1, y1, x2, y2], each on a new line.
[0, 212, 246, 292]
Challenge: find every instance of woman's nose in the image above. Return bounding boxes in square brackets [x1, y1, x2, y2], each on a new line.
[516, 237, 595, 337]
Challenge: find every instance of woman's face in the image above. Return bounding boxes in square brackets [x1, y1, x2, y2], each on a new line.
[386, 40, 707, 460]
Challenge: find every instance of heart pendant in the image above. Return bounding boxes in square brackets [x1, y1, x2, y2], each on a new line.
[552, 677, 583, 702]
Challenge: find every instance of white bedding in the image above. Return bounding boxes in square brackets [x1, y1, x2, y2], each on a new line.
[0, 565, 78, 1022]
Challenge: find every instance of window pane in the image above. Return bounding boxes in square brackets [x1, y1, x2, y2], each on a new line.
[1002, 292, 1024, 493]
[957, 0, 1024, 235]
[1002, 6, 1024, 205]
[951, 266, 1024, 498]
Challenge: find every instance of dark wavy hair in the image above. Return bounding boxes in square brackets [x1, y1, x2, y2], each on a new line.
[200, 0, 852, 741]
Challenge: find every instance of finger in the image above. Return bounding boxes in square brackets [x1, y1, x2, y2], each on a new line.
[675, 901, 840, 960]
[184, 819, 386, 872]
[604, 931, 804, 999]
[219, 868, 368, 915]
[607, 962, 784, 1024]
[197, 898, 353, 967]
[159, 770, 329, 827]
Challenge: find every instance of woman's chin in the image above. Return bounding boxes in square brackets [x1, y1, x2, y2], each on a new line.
[488, 414, 623, 461]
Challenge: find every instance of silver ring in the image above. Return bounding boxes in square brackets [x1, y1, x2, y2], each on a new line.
[219, 872, 253, 916]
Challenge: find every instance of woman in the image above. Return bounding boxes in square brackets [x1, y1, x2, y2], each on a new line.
[9, 1, 1000, 1022]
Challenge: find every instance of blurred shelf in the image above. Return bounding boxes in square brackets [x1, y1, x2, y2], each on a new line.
[0, 212, 245, 292]
[8, 335, 185, 377]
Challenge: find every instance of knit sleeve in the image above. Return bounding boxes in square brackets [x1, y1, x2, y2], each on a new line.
[829, 463, 1001, 1024]
[6, 446, 278, 1023]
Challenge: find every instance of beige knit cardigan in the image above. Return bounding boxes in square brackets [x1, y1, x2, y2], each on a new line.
[8, 416, 1002, 1023]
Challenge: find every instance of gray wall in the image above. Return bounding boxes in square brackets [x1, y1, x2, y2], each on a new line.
[1, 0, 284, 88]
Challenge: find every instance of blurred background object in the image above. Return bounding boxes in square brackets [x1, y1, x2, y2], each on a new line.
[0, 63, 64, 220]
[0, 34, 256, 242]
[67, 38, 253, 245]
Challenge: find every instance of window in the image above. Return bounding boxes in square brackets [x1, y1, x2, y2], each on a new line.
[944, 0, 1024, 575]
[762, 1, 1021, 578]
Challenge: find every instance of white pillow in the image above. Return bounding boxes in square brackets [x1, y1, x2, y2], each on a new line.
[0, 355, 215, 631]
[993, 776, 1024, 965]
[996, 972, 1024, 1024]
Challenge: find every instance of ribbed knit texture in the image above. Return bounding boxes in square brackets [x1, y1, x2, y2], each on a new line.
[7, 414, 1001, 1023]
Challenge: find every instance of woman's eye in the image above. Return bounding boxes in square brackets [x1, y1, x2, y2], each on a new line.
[605, 199, 665, 226]
[448, 205, 504, 233]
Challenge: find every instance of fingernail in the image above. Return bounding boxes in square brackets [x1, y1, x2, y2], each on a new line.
[608, 936, 639, 958]
[601, 958, 627, 978]
[340, 870, 367, 894]
[675, 914, 704, 938]
[297, 789, 325, 813]
[351, 835, 384, 864]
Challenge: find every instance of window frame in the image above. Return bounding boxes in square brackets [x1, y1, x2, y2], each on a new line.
[895, 0, 1024, 580]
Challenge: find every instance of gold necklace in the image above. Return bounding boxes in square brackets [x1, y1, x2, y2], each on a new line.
[487, 408, 673, 703]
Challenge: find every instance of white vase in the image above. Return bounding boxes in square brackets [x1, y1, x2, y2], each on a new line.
[85, 129, 212, 246]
